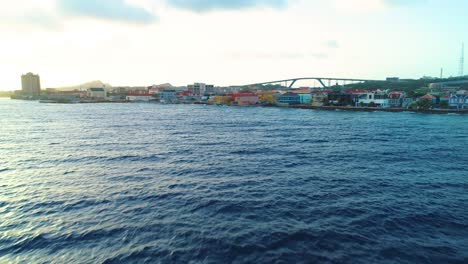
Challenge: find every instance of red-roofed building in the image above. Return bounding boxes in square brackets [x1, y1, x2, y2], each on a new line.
[420, 94, 435, 100]
[345, 89, 367, 95]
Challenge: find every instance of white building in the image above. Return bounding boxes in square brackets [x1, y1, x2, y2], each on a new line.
[21, 72, 41, 96]
[187, 83, 215, 95]
[126, 94, 154, 102]
[87, 88, 107, 98]
[356, 92, 390, 108]
[449, 90, 468, 109]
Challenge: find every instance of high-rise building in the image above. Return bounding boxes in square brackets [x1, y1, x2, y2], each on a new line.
[187, 83, 215, 95]
[21, 72, 41, 96]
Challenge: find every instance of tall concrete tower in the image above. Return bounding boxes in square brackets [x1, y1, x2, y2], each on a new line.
[459, 42, 465, 77]
[21, 72, 41, 96]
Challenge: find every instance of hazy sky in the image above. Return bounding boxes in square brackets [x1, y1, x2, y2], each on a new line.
[0, 0, 466, 90]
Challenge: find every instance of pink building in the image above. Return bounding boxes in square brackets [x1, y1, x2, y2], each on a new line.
[232, 91, 259, 106]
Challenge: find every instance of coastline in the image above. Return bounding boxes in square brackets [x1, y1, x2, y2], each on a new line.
[287, 105, 468, 114]
[6, 97, 468, 114]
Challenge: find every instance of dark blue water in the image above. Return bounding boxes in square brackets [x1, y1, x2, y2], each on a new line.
[1, 98, 467, 263]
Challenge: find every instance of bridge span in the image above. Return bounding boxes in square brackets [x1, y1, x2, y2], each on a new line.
[246, 77, 385, 89]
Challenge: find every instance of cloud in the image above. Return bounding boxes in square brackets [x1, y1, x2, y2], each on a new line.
[166, 0, 288, 12]
[3, 0, 291, 27]
[57, 0, 156, 23]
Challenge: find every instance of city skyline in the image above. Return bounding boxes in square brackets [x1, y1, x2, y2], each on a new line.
[1, 0, 466, 90]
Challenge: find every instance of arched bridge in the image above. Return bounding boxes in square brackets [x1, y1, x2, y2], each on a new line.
[246, 77, 385, 89]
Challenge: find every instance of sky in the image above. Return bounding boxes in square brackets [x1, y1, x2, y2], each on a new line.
[0, 0, 466, 90]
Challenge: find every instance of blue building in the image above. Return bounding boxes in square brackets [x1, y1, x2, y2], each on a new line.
[160, 90, 177, 103]
[278, 92, 300, 105]
[298, 94, 312, 105]
[449, 93, 468, 109]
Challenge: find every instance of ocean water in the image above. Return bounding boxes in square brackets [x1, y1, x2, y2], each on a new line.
[0, 98, 467, 263]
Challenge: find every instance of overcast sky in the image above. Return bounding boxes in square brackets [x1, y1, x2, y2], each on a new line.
[0, 0, 466, 90]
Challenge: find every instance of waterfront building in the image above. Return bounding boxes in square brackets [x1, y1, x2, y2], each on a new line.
[41, 94, 80, 103]
[356, 92, 390, 108]
[402, 98, 416, 108]
[213, 95, 234, 105]
[311, 93, 324, 106]
[388, 92, 405, 108]
[449, 91, 468, 109]
[41, 88, 85, 103]
[298, 94, 312, 105]
[148, 87, 162, 94]
[440, 95, 450, 104]
[110, 86, 146, 95]
[110, 87, 129, 95]
[278, 92, 300, 105]
[87, 88, 107, 98]
[160, 90, 177, 103]
[327, 92, 355, 106]
[311, 90, 331, 106]
[46, 90, 87, 98]
[126, 93, 154, 102]
[148, 83, 173, 94]
[232, 91, 259, 106]
[21, 72, 41, 97]
[188, 83, 215, 96]
[256, 91, 277, 104]
[205, 85, 215, 95]
[177, 90, 199, 103]
[419, 94, 437, 104]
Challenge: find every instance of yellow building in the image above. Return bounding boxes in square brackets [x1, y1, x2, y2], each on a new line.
[312, 92, 327, 106]
[257, 91, 277, 104]
[213, 95, 233, 105]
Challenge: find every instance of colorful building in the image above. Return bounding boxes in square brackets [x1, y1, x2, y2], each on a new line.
[256, 91, 277, 104]
[449, 91, 468, 109]
[311, 90, 330, 106]
[419, 94, 437, 105]
[160, 90, 177, 103]
[278, 92, 300, 105]
[232, 91, 259, 106]
[298, 94, 312, 105]
[212, 95, 234, 105]
[356, 92, 390, 108]
[388, 92, 405, 108]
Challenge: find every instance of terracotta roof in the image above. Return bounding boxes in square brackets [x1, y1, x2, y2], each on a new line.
[420, 94, 435, 100]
